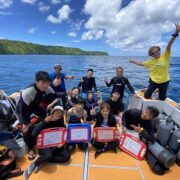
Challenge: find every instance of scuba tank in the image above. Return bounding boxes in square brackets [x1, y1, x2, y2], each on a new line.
[168, 129, 180, 153]
[156, 116, 174, 147]
[176, 149, 180, 166]
[153, 113, 166, 131]
[148, 141, 176, 168]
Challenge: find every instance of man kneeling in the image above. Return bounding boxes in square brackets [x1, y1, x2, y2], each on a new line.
[122, 106, 167, 175]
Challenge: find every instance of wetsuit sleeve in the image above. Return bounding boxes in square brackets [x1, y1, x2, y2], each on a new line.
[17, 87, 36, 125]
[67, 96, 74, 107]
[17, 98, 31, 125]
[93, 78, 98, 91]
[78, 78, 83, 88]
[118, 101, 124, 112]
[124, 78, 135, 94]
[46, 86, 66, 100]
[122, 110, 128, 127]
[55, 92, 66, 98]
[31, 121, 47, 139]
[139, 123, 155, 143]
[110, 114, 117, 128]
[105, 77, 114, 87]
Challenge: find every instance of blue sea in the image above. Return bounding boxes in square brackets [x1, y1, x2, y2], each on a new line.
[0, 55, 180, 105]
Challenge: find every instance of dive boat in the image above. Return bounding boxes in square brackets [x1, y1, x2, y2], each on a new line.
[8, 90, 180, 180]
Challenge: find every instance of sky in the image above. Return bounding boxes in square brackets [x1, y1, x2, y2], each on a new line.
[0, 0, 180, 56]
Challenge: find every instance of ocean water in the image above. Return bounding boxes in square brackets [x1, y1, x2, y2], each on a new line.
[0, 55, 179, 105]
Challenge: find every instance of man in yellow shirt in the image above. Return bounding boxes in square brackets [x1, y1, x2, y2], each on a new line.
[129, 23, 180, 100]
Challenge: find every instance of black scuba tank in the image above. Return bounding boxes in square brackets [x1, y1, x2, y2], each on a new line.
[156, 116, 174, 147]
[148, 141, 176, 168]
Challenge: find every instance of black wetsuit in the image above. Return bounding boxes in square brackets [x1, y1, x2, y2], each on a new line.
[16, 83, 65, 150]
[78, 76, 97, 93]
[91, 112, 119, 150]
[105, 76, 135, 101]
[122, 108, 155, 143]
[105, 98, 124, 115]
[122, 109, 169, 175]
[32, 119, 70, 166]
[16, 83, 65, 125]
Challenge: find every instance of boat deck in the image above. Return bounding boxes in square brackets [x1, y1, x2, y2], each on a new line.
[10, 91, 180, 180]
[13, 146, 179, 180]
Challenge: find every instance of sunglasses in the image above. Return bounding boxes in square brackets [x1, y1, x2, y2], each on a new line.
[150, 49, 160, 56]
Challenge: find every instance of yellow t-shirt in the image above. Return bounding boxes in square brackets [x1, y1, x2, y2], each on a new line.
[143, 51, 171, 83]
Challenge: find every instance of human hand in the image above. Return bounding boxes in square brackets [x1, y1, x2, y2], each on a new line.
[80, 78, 84, 83]
[45, 115, 58, 122]
[90, 108, 96, 115]
[21, 124, 29, 133]
[130, 124, 142, 133]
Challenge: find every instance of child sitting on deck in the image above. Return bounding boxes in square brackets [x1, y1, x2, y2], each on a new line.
[66, 97, 88, 152]
[91, 102, 119, 158]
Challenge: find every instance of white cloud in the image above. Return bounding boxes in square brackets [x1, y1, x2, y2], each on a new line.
[0, 0, 13, 9]
[71, 19, 85, 31]
[82, 30, 104, 40]
[51, 0, 61, 4]
[0, 11, 12, 15]
[51, 31, 56, 34]
[21, 0, 37, 5]
[28, 27, 37, 34]
[47, 5, 71, 24]
[82, 0, 180, 51]
[68, 31, 77, 37]
[68, 19, 84, 38]
[38, 2, 50, 12]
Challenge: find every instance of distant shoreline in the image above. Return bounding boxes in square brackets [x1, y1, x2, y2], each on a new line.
[0, 39, 108, 56]
[0, 54, 109, 56]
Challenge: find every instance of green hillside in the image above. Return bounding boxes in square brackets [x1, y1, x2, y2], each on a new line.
[0, 39, 108, 55]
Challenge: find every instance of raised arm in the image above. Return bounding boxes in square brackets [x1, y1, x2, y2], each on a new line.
[104, 77, 114, 87]
[65, 75, 74, 80]
[78, 77, 84, 88]
[93, 78, 98, 91]
[47, 98, 60, 111]
[166, 22, 180, 53]
[82, 110, 87, 122]
[66, 109, 71, 123]
[129, 59, 144, 66]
